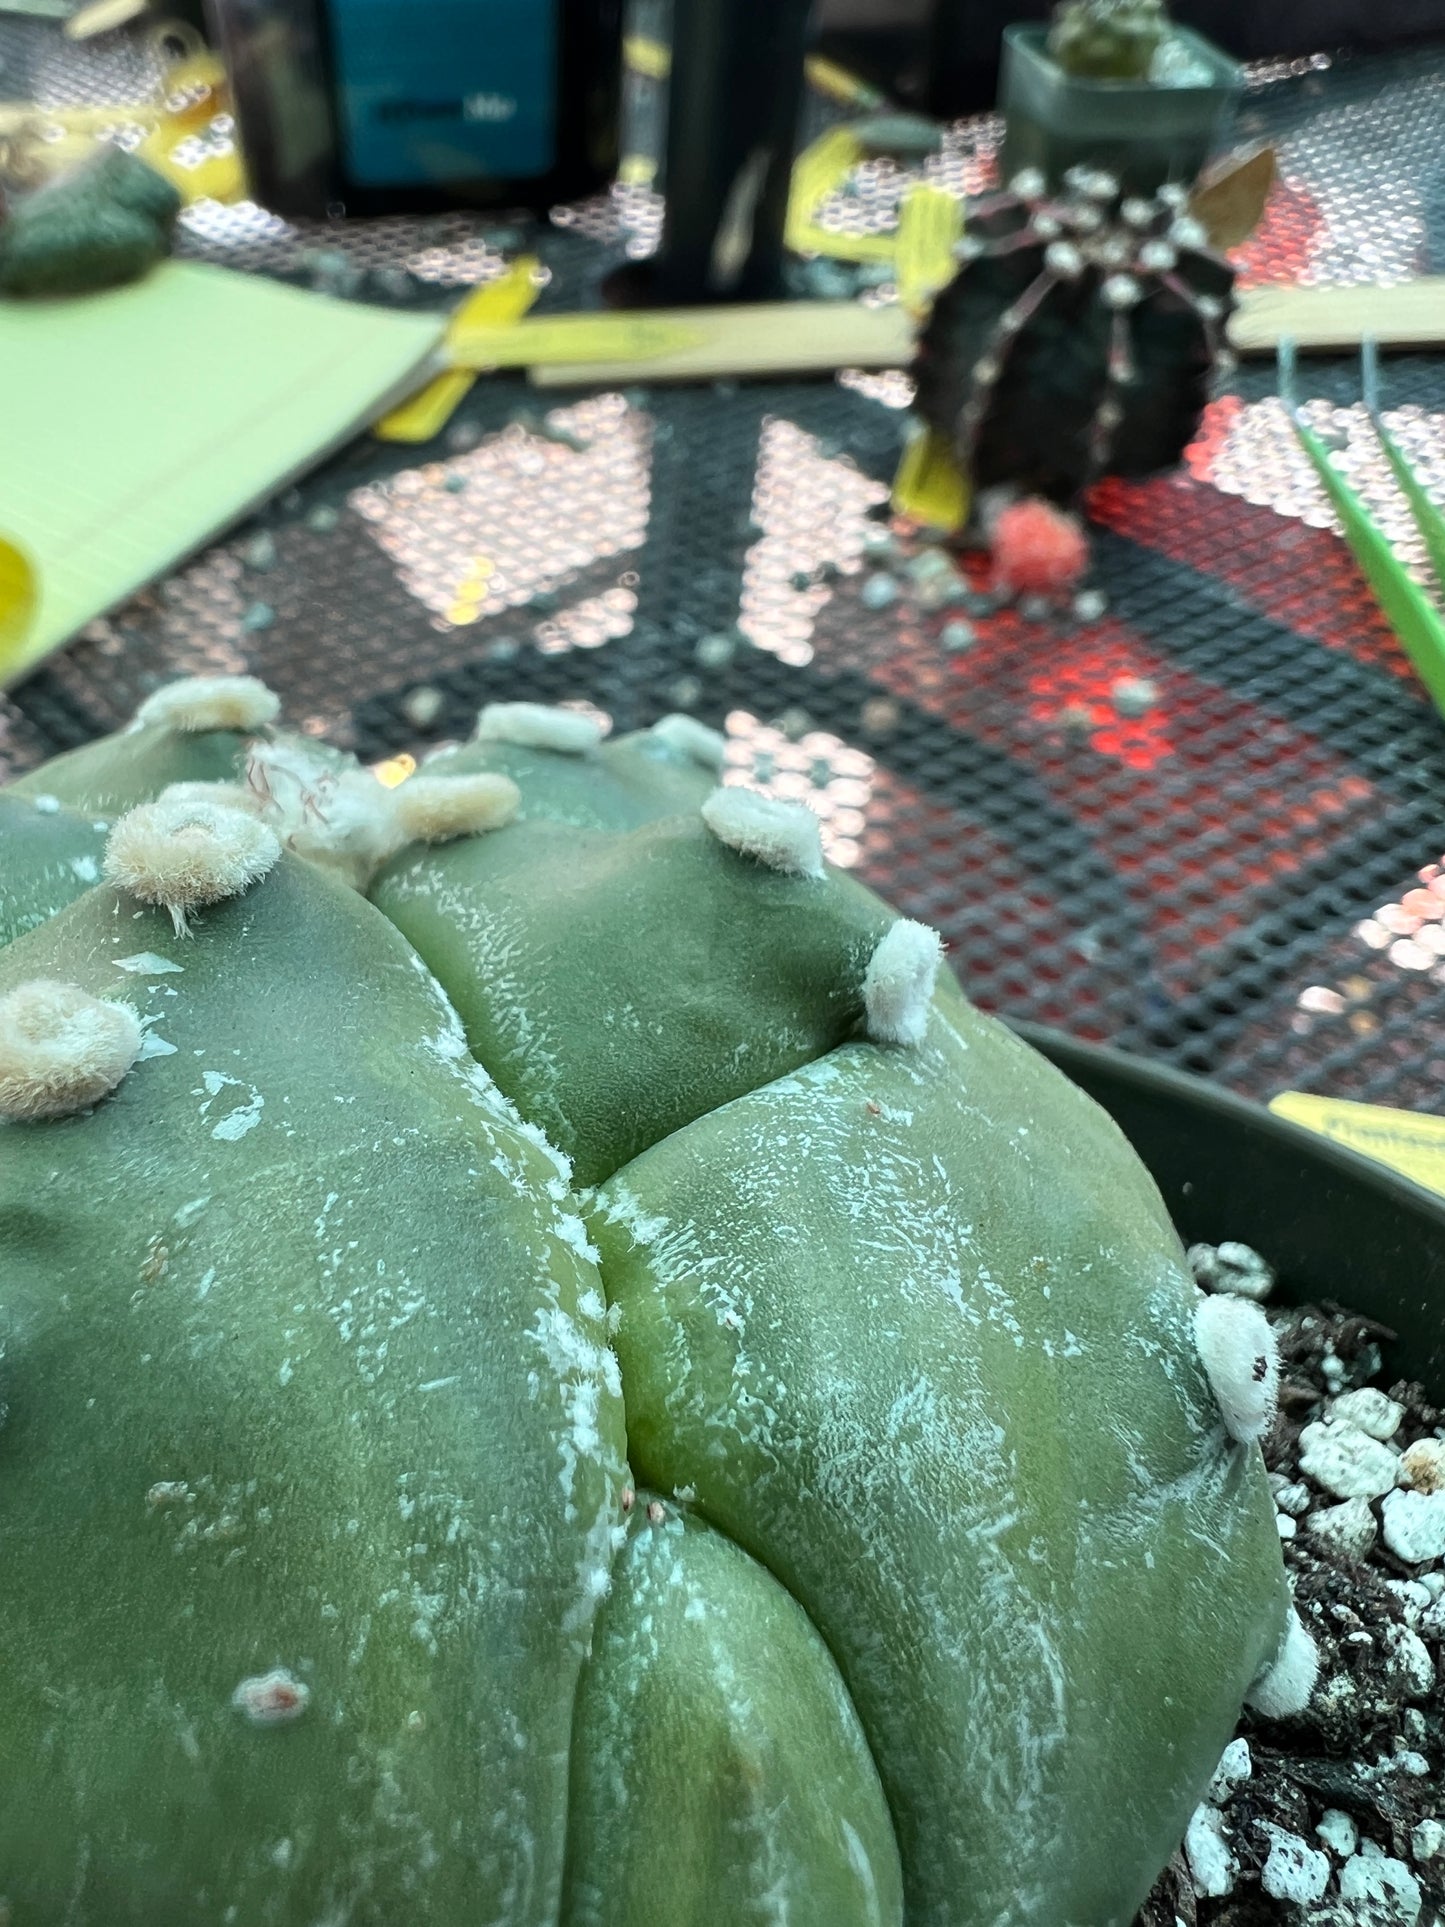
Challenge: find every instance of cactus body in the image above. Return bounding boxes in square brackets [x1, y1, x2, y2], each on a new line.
[0, 149, 180, 298]
[1047, 0, 1168, 80]
[0, 683, 1295, 1924]
[0, 791, 108, 949]
[915, 171, 1233, 504]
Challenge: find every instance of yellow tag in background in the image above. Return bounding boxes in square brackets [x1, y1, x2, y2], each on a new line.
[895, 184, 964, 314]
[785, 127, 866, 254]
[0, 535, 38, 681]
[1269, 1091, 1445, 1199]
[892, 426, 970, 533]
[377, 259, 542, 441]
[448, 311, 702, 371]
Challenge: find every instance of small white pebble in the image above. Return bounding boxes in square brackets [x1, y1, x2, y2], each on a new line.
[232, 1669, 310, 1726]
[1383, 1750, 1430, 1778]
[1339, 1842, 1423, 1922]
[1184, 1803, 1236, 1898]
[1186, 1240, 1274, 1301]
[1385, 1578, 1432, 1626]
[1411, 1819, 1444, 1863]
[1111, 674, 1160, 718]
[1399, 1437, 1445, 1493]
[1298, 1419, 1400, 1501]
[1307, 1497, 1377, 1563]
[1380, 1487, 1445, 1563]
[1329, 1387, 1405, 1440]
[860, 571, 899, 610]
[1273, 1480, 1311, 1517]
[1420, 1570, 1445, 1601]
[1073, 588, 1108, 622]
[1382, 1623, 1436, 1700]
[940, 618, 976, 653]
[1316, 1809, 1359, 1858]
[1206, 1737, 1251, 1804]
[1276, 1511, 1297, 1539]
[401, 685, 445, 730]
[1260, 1829, 1331, 1905]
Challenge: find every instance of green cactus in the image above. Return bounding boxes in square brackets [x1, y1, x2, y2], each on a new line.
[1047, 0, 1168, 80]
[0, 790, 108, 949]
[0, 680, 1307, 1924]
[0, 146, 181, 299]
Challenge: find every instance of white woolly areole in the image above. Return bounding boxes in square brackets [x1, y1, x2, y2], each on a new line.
[1193, 1291, 1279, 1444]
[865, 919, 943, 1045]
[105, 795, 281, 934]
[648, 713, 727, 770]
[245, 740, 398, 891]
[0, 979, 142, 1121]
[475, 702, 604, 755]
[133, 675, 279, 735]
[700, 786, 825, 879]
[393, 772, 521, 844]
[1247, 1609, 1320, 1719]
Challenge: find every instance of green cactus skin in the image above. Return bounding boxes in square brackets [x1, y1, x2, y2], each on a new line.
[0, 857, 628, 1922]
[0, 791, 108, 950]
[424, 728, 719, 833]
[371, 808, 892, 1189]
[562, 1501, 904, 1925]
[6, 722, 251, 815]
[590, 985, 1288, 1926]
[1047, 0, 1167, 80]
[0, 689, 1296, 1924]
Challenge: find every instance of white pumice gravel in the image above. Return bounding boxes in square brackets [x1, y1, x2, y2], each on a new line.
[1329, 1387, 1406, 1440]
[1206, 1737, 1251, 1805]
[1184, 1804, 1236, 1898]
[1338, 1841, 1423, 1922]
[1381, 1487, 1445, 1563]
[1298, 1418, 1401, 1501]
[1316, 1808, 1359, 1858]
[1306, 1496, 1378, 1562]
[1259, 1828, 1331, 1905]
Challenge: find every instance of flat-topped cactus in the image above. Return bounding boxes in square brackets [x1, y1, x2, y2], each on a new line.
[0, 681, 1309, 1924]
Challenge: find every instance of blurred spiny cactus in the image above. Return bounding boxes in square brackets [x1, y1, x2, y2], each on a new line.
[915, 166, 1235, 505]
[1047, 0, 1169, 80]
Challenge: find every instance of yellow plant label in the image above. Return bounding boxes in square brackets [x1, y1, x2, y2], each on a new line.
[449, 312, 702, 370]
[1269, 1091, 1445, 1199]
[892, 426, 970, 533]
[895, 184, 964, 314]
[378, 261, 541, 441]
[0, 535, 37, 681]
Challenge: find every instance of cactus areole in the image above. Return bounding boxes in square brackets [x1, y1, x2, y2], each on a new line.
[0, 681, 1300, 1925]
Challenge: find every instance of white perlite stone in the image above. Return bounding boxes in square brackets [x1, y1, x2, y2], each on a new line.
[1184, 1803, 1236, 1898]
[133, 674, 279, 734]
[864, 920, 943, 1046]
[1411, 1819, 1444, 1862]
[700, 786, 824, 879]
[1339, 1841, 1423, 1922]
[1398, 1437, 1445, 1493]
[1381, 1487, 1445, 1564]
[1382, 1624, 1435, 1700]
[1246, 1608, 1319, 1718]
[1193, 1293, 1278, 1443]
[1260, 1829, 1331, 1905]
[475, 702, 605, 755]
[1276, 1511, 1297, 1539]
[1316, 1809, 1359, 1858]
[1386, 1579, 1432, 1626]
[1206, 1737, 1252, 1805]
[1329, 1387, 1405, 1440]
[1272, 1479, 1311, 1517]
[1307, 1497, 1378, 1563]
[648, 714, 727, 770]
[1186, 1239, 1275, 1300]
[1298, 1419, 1400, 1501]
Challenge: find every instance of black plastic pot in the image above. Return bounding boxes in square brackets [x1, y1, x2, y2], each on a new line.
[1018, 1024, 1445, 1392]
[998, 21, 1242, 194]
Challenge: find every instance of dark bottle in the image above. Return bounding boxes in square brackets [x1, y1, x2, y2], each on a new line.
[207, 0, 624, 218]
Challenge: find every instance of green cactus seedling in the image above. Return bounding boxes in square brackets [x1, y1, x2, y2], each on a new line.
[0, 681, 1310, 1925]
[1047, 0, 1169, 81]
